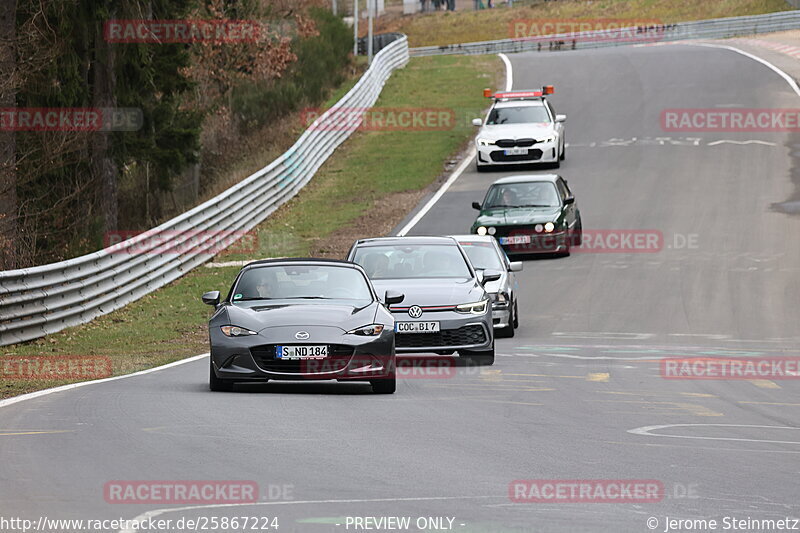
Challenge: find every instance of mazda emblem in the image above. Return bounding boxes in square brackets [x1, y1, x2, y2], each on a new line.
[408, 305, 423, 318]
[295, 331, 310, 340]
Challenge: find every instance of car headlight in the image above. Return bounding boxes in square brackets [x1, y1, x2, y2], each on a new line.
[220, 325, 258, 337]
[544, 222, 555, 233]
[490, 292, 510, 307]
[455, 299, 490, 314]
[477, 226, 487, 235]
[347, 324, 385, 336]
[543, 136, 555, 143]
[477, 138, 494, 146]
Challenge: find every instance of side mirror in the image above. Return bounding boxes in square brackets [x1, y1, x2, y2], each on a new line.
[384, 290, 404, 306]
[472, 201, 482, 210]
[509, 261, 523, 272]
[480, 269, 501, 284]
[555, 114, 567, 123]
[563, 196, 575, 205]
[472, 118, 482, 127]
[202, 290, 221, 306]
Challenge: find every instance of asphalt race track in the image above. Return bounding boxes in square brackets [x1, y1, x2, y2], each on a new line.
[2, 44, 800, 533]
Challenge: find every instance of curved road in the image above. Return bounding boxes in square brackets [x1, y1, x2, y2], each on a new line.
[1, 43, 800, 533]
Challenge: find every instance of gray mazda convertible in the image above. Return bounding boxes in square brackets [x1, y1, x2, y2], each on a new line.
[202, 258, 403, 393]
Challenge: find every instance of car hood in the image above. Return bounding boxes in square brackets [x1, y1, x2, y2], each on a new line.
[478, 123, 555, 141]
[371, 278, 486, 307]
[219, 301, 377, 333]
[476, 206, 561, 226]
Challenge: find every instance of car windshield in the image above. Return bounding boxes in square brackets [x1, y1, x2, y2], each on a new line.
[232, 265, 372, 302]
[485, 181, 561, 208]
[353, 244, 472, 279]
[458, 241, 505, 270]
[487, 105, 551, 125]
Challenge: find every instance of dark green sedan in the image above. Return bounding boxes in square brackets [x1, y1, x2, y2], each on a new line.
[470, 174, 582, 256]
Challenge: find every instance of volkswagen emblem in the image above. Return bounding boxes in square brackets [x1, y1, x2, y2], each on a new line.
[408, 305, 423, 318]
[295, 331, 310, 340]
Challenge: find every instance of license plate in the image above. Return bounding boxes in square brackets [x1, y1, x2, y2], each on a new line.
[499, 235, 531, 245]
[276, 345, 328, 359]
[395, 322, 440, 333]
[504, 148, 527, 156]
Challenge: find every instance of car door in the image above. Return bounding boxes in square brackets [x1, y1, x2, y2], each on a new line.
[556, 177, 577, 235]
[493, 238, 518, 300]
[546, 100, 564, 144]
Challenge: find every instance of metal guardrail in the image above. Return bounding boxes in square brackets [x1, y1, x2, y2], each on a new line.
[410, 10, 800, 56]
[0, 36, 409, 347]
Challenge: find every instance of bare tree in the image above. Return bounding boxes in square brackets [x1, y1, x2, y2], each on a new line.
[0, 0, 17, 269]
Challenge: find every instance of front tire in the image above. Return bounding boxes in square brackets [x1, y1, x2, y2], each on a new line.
[209, 358, 234, 392]
[371, 375, 396, 394]
[513, 300, 519, 329]
[476, 163, 489, 173]
[461, 344, 495, 366]
[497, 308, 515, 338]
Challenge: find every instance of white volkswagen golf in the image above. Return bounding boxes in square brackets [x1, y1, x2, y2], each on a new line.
[472, 86, 566, 171]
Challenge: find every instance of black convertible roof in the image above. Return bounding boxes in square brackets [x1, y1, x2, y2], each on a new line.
[354, 236, 459, 246]
[242, 257, 359, 269]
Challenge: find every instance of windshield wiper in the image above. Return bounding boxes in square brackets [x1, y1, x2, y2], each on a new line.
[518, 204, 555, 208]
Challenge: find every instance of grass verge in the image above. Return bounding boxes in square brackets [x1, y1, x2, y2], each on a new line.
[375, 0, 792, 47]
[0, 54, 500, 399]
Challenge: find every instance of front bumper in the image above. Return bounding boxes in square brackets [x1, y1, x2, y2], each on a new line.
[476, 141, 558, 166]
[390, 309, 493, 353]
[210, 325, 395, 382]
[491, 305, 512, 329]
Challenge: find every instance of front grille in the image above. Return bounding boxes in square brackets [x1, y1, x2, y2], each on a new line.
[490, 149, 543, 162]
[250, 344, 353, 373]
[395, 325, 486, 349]
[495, 138, 536, 148]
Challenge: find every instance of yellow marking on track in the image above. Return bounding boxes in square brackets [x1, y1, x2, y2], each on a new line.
[597, 390, 716, 398]
[592, 399, 723, 417]
[429, 384, 556, 392]
[501, 373, 584, 379]
[0, 430, 73, 436]
[587, 372, 610, 382]
[750, 380, 780, 389]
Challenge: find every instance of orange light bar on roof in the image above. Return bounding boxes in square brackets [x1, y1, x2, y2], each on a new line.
[493, 90, 543, 99]
[543, 85, 555, 95]
[483, 88, 493, 98]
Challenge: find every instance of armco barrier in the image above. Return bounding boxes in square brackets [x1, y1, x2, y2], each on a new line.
[0, 36, 409, 346]
[410, 11, 800, 56]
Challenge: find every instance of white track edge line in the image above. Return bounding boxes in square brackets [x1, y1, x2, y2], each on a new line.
[0, 353, 209, 409]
